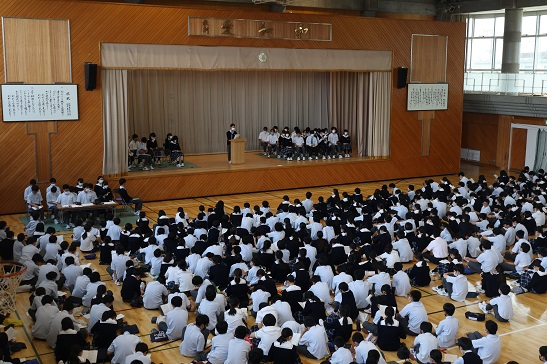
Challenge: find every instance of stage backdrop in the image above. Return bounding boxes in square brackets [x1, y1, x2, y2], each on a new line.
[126, 70, 331, 154]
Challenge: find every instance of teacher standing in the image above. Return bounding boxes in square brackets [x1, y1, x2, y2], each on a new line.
[226, 123, 237, 163]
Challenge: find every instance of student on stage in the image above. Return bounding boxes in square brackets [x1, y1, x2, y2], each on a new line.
[340, 129, 351, 158]
[146, 132, 161, 165]
[267, 128, 279, 158]
[327, 127, 341, 159]
[128, 134, 139, 168]
[305, 130, 319, 160]
[293, 131, 305, 161]
[227, 123, 237, 163]
[137, 136, 154, 171]
[168, 135, 184, 167]
[259, 126, 269, 155]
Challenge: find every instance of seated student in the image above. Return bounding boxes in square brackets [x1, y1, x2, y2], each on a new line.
[32, 295, 59, 339]
[406, 253, 431, 287]
[121, 269, 144, 303]
[55, 317, 87, 363]
[136, 137, 154, 171]
[268, 327, 300, 364]
[91, 310, 118, 351]
[124, 342, 151, 364]
[520, 259, 547, 293]
[367, 263, 392, 295]
[374, 306, 406, 352]
[79, 224, 99, 253]
[143, 276, 168, 309]
[225, 326, 252, 364]
[412, 322, 438, 364]
[168, 135, 184, 167]
[250, 314, 281, 359]
[88, 293, 114, 332]
[393, 230, 414, 263]
[297, 317, 329, 360]
[301, 291, 326, 324]
[352, 332, 387, 364]
[430, 349, 451, 364]
[452, 337, 482, 364]
[28, 286, 47, 320]
[324, 305, 353, 343]
[380, 243, 401, 273]
[434, 264, 468, 301]
[479, 284, 514, 322]
[271, 250, 291, 283]
[179, 314, 210, 359]
[26, 185, 44, 220]
[398, 290, 428, 336]
[392, 262, 411, 297]
[117, 178, 143, 216]
[436, 303, 459, 348]
[198, 285, 223, 331]
[370, 284, 398, 319]
[467, 320, 502, 364]
[501, 241, 532, 274]
[157, 295, 188, 339]
[224, 296, 248, 334]
[37, 271, 59, 300]
[330, 336, 353, 364]
[107, 328, 142, 364]
[204, 321, 233, 364]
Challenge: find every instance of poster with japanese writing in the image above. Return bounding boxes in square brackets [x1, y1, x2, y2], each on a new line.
[407, 83, 448, 111]
[1, 84, 79, 122]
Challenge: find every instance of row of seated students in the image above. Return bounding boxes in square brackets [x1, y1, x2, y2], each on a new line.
[258, 126, 351, 160]
[5, 167, 547, 363]
[128, 133, 184, 170]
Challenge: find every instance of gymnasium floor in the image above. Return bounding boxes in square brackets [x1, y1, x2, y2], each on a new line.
[3, 163, 547, 364]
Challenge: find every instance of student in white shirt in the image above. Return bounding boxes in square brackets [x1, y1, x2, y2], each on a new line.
[393, 231, 414, 262]
[107, 330, 141, 364]
[158, 296, 188, 340]
[271, 297, 293, 326]
[250, 286, 271, 316]
[352, 332, 387, 364]
[309, 275, 333, 311]
[88, 294, 114, 332]
[348, 270, 372, 309]
[206, 321, 233, 364]
[467, 320, 502, 364]
[32, 295, 59, 339]
[224, 296, 248, 333]
[124, 343, 151, 364]
[398, 290, 428, 336]
[380, 243, 401, 270]
[452, 337, 482, 364]
[330, 336, 353, 364]
[435, 264, 468, 301]
[297, 317, 329, 360]
[367, 265, 391, 295]
[225, 326, 252, 364]
[179, 314, 210, 359]
[143, 276, 168, 310]
[479, 284, 514, 322]
[392, 262, 411, 297]
[198, 285, 223, 330]
[435, 303, 459, 348]
[250, 314, 282, 357]
[412, 322, 438, 364]
[465, 240, 502, 274]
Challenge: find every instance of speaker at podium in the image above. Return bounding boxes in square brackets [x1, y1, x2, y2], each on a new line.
[230, 137, 246, 164]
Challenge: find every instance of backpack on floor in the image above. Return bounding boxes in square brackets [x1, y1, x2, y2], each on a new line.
[465, 311, 486, 321]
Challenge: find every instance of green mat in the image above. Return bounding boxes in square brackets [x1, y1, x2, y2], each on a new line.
[128, 161, 198, 172]
[20, 211, 139, 233]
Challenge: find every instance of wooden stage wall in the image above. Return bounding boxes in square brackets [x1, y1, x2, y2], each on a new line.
[0, 0, 465, 214]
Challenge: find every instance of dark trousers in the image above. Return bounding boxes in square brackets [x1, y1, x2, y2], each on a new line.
[423, 252, 447, 264]
[486, 303, 509, 322]
[297, 345, 320, 359]
[227, 143, 231, 161]
[467, 331, 482, 354]
[399, 316, 419, 336]
[130, 198, 143, 211]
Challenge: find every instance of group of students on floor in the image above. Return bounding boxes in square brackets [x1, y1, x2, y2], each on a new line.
[258, 125, 352, 160]
[3, 167, 547, 363]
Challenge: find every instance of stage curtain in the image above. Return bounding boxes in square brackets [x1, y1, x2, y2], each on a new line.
[330, 72, 391, 157]
[367, 72, 391, 157]
[127, 70, 331, 154]
[102, 69, 129, 175]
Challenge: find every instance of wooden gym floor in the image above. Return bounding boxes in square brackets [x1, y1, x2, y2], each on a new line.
[3, 162, 547, 364]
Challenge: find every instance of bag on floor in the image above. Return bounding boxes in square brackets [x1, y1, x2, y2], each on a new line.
[397, 343, 410, 359]
[465, 311, 486, 321]
[150, 330, 168, 342]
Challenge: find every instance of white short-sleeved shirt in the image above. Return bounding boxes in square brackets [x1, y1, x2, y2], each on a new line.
[399, 301, 428, 334]
[225, 308, 248, 333]
[489, 294, 513, 320]
[255, 305, 278, 325]
[472, 334, 501, 364]
[108, 332, 141, 364]
[165, 307, 188, 339]
[436, 315, 459, 348]
[124, 351, 151, 364]
[426, 237, 449, 258]
[298, 325, 329, 360]
[180, 324, 206, 357]
[198, 299, 222, 330]
[206, 332, 234, 364]
[446, 274, 468, 302]
[413, 332, 438, 363]
[392, 238, 414, 262]
[143, 281, 168, 309]
[250, 289, 271, 312]
[271, 300, 293, 325]
[392, 270, 411, 297]
[354, 340, 387, 364]
[255, 325, 281, 355]
[225, 338, 251, 364]
[348, 280, 371, 309]
[368, 272, 391, 295]
[476, 249, 500, 273]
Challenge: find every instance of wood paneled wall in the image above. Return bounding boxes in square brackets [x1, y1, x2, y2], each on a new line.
[0, 0, 465, 214]
[461, 112, 545, 169]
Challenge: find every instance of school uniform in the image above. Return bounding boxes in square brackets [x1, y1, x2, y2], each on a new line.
[88, 303, 111, 332]
[436, 315, 459, 348]
[330, 347, 352, 364]
[488, 294, 513, 321]
[272, 300, 293, 325]
[255, 325, 282, 356]
[354, 340, 387, 364]
[91, 319, 118, 349]
[225, 337, 251, 364]
[206, 332, 234, 364]
[82, 281, 106, 307]
[269, 340, 300, 364]
[108, 331, 141, 364]
[251, 288, 271, 313]
[348, 279, 371, 309]
[414, 332, 438, 363]
[124, 351, 151, 364]
[47, 310, 81, 348]
[392, 270, 411, 297]
[393, 238, 413, 262]
[282, 285, 304, 315]
[310, 281, 333, 311]
[400, 301, 428, 335]
[452, 350, 483, 364]
[298, 325, 329, 359]
[470, 333, 501, 364]
[445, 273, 468, 302]
[32, 303, 60, 339]
[368, 272, 391, 295]
[198, 299, 222, 330]
[255, 305, 279, 326]
[224, 307, 248, 333]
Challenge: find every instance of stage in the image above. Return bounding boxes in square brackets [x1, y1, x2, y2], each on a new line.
[115, 151, 456, 204]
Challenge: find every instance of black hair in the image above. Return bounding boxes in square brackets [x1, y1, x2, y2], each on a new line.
[234, 325, 247, 339]
[485, 320, 498, 334]
[443, 302, 456, 316]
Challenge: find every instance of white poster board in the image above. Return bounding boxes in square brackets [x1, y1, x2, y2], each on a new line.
[407, 83, 448, 111]
[1, 84, 79, 121]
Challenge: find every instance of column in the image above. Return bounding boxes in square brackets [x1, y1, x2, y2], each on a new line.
[501, 8, 523, 95]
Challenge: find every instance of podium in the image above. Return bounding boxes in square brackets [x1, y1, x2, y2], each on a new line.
[230, 138, 246, 164]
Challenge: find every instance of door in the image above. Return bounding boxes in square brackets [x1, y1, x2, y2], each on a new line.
[509, 128, 527, 171]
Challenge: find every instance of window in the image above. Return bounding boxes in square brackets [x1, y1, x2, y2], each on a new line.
[466, 11, 547, 73]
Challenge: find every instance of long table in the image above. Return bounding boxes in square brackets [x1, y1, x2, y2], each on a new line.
[57, 201, 118, 221]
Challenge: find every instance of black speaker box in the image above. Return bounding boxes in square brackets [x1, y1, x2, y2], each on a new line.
[397, 67, 408, 89]
[85, 63, 98, 91]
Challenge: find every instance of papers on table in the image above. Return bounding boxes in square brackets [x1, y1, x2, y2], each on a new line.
[81, 203, 94, 207]
[81, 350, 98, 363]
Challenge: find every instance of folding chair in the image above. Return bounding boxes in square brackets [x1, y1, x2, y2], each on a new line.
[113, 188, 132, 215]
